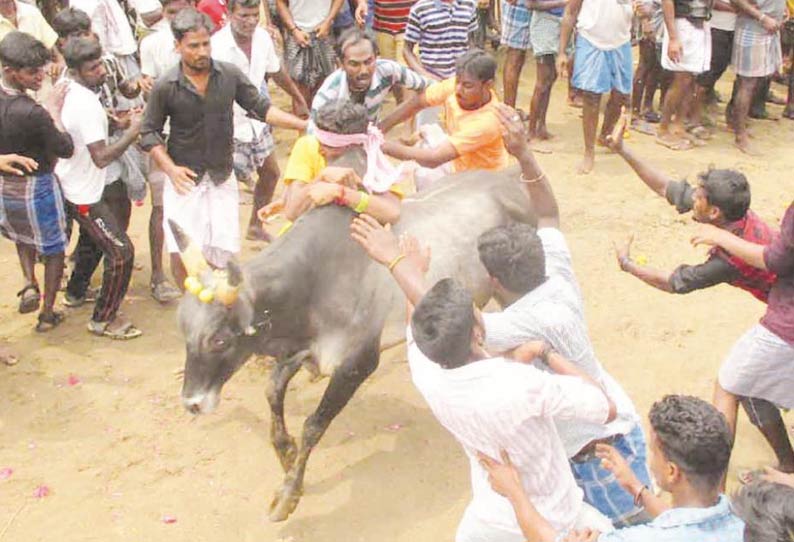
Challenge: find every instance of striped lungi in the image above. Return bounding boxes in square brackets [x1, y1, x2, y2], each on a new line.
[732, 23, 782, 77]
[284, 31, 336, 89]
[0, 172, 68, 255]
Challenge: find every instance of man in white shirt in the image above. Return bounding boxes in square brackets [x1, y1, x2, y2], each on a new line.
[557, 0, 633, 174]
[476, 105, 652, 528]
[139, 0, 188, 87]
[211, 0, 308, 242]
[56, 37, 143, 339]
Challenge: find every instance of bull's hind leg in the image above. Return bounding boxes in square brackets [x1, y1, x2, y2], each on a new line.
[266, 351, 311, 473]
[268, 338, 380, 522]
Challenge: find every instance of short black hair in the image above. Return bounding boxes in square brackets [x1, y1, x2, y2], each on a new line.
[733, 481, 794, 542]
[477, 223, 545, 295]
[0, 31, 51, 69]
[314, 101, 368, 135]
[227, 0, 260, 13]
[455, 48, 496, 82]
[171, 7, 214, 41]
[649, 395, 732, 493]
[62, 36, 102, 70]
[697, 168, 751, 222]
[410, 278, 475, 369]
[52, 8, 92, 40]
[336, 26, 378, 60]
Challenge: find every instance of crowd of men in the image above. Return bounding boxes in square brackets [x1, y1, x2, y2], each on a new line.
[0, 0, 793, 538]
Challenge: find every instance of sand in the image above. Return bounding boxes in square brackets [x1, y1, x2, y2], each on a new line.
[1, 58, 793, 542]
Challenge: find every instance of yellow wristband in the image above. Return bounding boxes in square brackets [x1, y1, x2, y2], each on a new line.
[388, 253, 406, 271]
[354, 191, 370, 213]
[277, 220, 293, 237]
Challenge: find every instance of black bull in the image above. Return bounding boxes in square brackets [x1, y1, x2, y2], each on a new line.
[176, 166, 535, 521]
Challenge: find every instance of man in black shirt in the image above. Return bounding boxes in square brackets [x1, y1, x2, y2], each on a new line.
[0, 32, 74, 331]
[140, 8, 306, 286]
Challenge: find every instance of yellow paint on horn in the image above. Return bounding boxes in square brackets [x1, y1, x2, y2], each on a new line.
[214, 270, 239, 306]
[198, 288, 215, 303]
[184, 276, 203, 295]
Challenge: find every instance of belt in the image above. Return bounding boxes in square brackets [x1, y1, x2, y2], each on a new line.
[570, 434, 623, 464]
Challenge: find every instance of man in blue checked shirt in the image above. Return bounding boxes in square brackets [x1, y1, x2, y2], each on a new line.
[478, 395, 745, 542]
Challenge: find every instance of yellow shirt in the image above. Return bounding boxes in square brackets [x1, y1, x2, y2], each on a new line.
[283, 135, 405, 197]
[424, 77, 508, 173]
[0, 2, 58, 49]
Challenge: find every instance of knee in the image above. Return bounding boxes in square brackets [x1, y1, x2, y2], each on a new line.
[739, 396, 781, 428]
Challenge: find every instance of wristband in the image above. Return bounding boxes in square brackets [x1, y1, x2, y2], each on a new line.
[388, 253, 406, 271]
[633, 485, 649, 507]
[354, 191, 370, 213]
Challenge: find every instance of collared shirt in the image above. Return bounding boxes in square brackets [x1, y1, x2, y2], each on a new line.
[0, 88, 73, 174]
[482, 228, 640, 458]
[0, 1, 57, 48]
[598, 495, 744, 542]
[311, 59, 431, 123]
[404, 0, 477, 79]
[70, 0, 138, 56]
[140, 25, 179, 80]
[407, 326, 610, 533]
[763, 202, 794, 344]
[423, 77, 508, 172]
[374, 0, 417, 34]
[211, 25, 280, 142]
[140, 60, 271, 183]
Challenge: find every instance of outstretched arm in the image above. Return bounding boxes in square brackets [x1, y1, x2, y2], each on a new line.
[381, 138, 459, 168]
[350, 214, 430, 307]
[495, 104, 559, 228]
[605, 112, 675, 198]
[691, 225, 767, 269]
[378, 89, 431, 133]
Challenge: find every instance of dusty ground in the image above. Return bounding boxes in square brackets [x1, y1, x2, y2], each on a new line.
[1, 56, 793, 542]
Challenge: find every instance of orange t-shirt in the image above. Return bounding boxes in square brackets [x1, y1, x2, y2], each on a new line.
[424, 77, 508, 173]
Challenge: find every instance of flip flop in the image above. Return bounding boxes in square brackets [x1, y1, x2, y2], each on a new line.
[151, 281, 182, 303]
[642, 111, 661, 123]
[655, 136, 694, 151]
[17, 284, 40, 314]
[631, 119, 657, 136]
[35, 311, 65, 333]
[88, 318, 143, 340]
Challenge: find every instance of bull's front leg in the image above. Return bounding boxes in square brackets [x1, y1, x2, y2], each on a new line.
[268, 339, 380, 522]
[266, 351, 311, 473]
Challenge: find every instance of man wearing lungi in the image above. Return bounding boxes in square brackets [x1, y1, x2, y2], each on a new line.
[557, 0, 633, 174]
[140, 8, 306, 288]
[730, 0, 786, 155]
[0, 32, 74, 332]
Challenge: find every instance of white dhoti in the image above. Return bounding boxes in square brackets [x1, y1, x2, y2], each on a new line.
[163, 172, 240, 268]
[662, 18, 712, 74]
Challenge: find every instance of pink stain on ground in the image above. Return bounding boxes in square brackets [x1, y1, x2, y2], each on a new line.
[161, 515, 177, 524]
[0, 467, 12, 480]
[385, 423, 403, 432]
[67, 374, 82, 387]
[32, 485, 50, 498]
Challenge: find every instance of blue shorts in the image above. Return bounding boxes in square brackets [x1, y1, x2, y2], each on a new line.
[570, 424, 652, 528]
[572, 35, 633, 95]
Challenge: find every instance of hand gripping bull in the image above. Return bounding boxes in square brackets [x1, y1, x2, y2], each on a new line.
[171, 166, 535, 521]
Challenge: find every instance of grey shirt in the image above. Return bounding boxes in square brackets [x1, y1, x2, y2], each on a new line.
[140, 60, 270, 184]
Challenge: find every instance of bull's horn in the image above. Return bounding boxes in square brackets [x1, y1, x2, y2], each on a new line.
[168, 219, 209, 277]
[227, 259, 244, 287]
[214, 270, 239, 307]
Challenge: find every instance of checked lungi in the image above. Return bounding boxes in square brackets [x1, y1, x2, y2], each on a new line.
[284, 31, 336, 90]
[0, 172, 68, 256]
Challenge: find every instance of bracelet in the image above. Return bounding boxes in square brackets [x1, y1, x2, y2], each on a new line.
[520, 172, 546, 184]
[388, 253, 406, 271]
[633, 485, 649, 507]
[354, 190, 370, 213]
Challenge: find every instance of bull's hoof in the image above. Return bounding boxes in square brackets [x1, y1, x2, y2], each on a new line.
[274, 436, 298, 472]
[268, 485, 302, 522]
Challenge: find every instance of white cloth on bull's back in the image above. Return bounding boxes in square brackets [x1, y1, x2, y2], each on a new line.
[407, 326, 610, 536]
[162, 173, 239, 268]
[482, 228, 640, 458]
[211, 25, 280, 143]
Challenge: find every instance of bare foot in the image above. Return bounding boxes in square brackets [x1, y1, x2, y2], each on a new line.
[0, 344, 19, 366]
[576, 153, 595, 175]
[535, 128, 555, 141]
[656, 132, 693, 151]
[735, 135, 761, 156]
[596, 134, 609, 147]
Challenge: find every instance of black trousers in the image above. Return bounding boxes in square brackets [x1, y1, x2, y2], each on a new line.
[696, 28, 734, 90]
[66, 180, 134, 323]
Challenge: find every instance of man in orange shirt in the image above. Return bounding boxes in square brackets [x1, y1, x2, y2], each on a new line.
[378, 49, 508, 176]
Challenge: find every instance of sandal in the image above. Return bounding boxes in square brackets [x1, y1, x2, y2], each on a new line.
[88, 316, 143, 340]
[17, 284, 40, 314]
[35, 311, 65, 333]
[642, 111, 661, 123]
[631, 119, 657, 136]
[655, 136, 694, 151]
[151, 280, 182, 304]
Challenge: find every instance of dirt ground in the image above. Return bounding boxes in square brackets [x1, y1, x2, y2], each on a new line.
[1, 55, 793, 542]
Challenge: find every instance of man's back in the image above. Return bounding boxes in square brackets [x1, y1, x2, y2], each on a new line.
[407, 326, 609, 532]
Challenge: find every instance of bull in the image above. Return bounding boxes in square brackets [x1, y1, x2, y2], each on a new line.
[173, 159, 534, 522]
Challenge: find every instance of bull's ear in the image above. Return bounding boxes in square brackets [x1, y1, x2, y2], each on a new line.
[227, 258, 244, 287]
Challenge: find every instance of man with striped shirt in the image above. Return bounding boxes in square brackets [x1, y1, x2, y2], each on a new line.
[373, 0, 415, 64]
[403, 0, 477, 80]
[311, 27, 431, 123]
